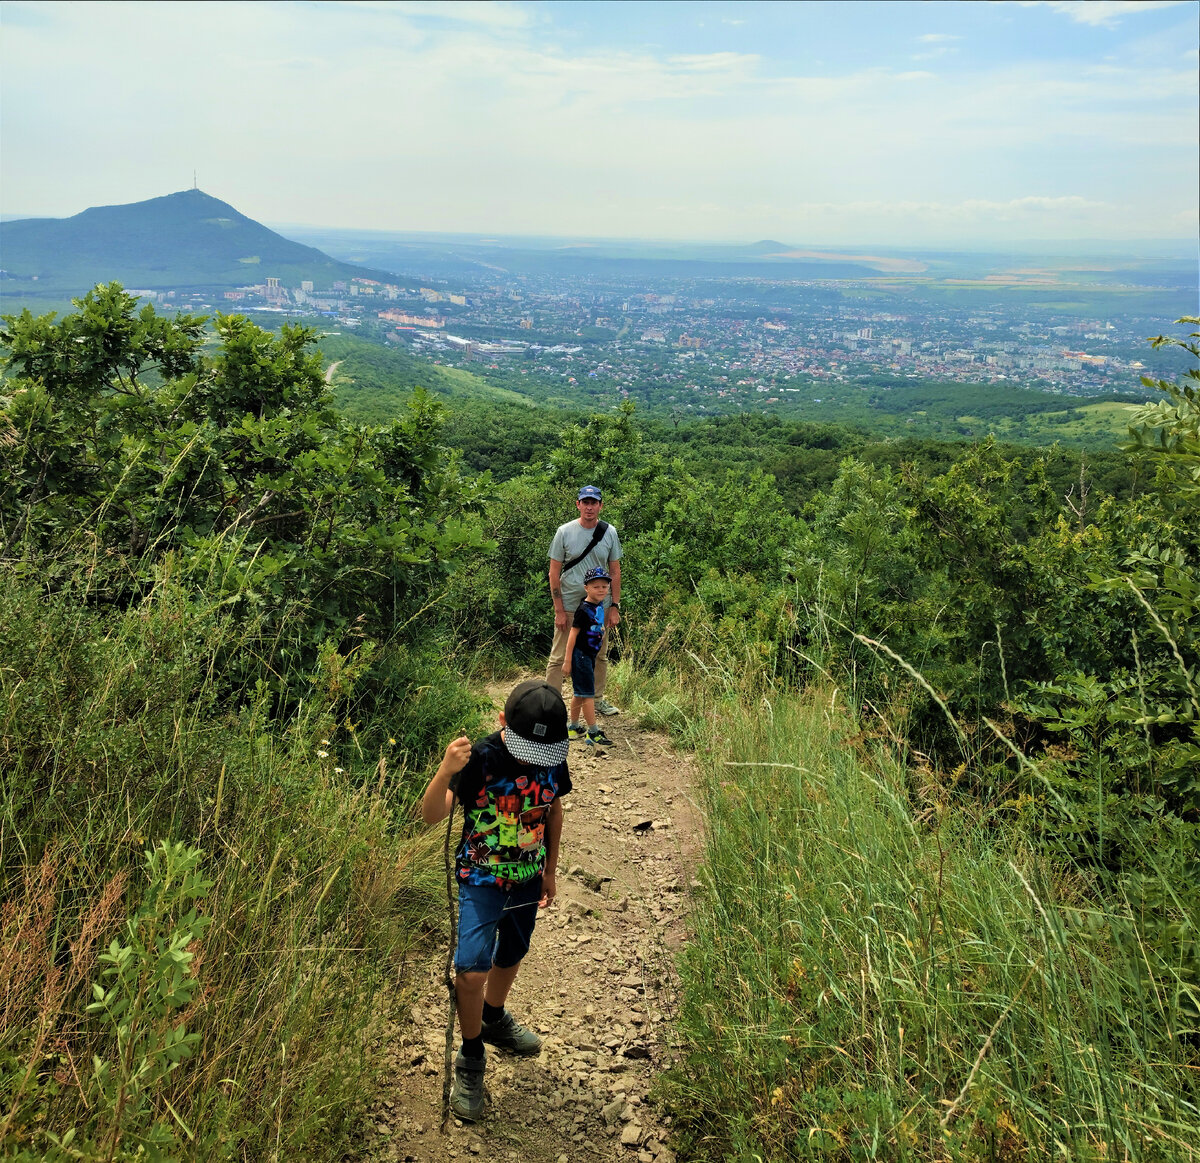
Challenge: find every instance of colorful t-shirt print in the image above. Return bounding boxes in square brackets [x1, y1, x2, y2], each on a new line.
[451, 732, 572, 888]
[572, 599, 606, 659]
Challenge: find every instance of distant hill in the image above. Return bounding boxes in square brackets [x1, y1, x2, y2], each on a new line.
[0, 189, 398, 296]
[277, 229, 888, 282]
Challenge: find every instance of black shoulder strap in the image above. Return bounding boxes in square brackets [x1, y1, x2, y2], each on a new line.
[561, 521, 609, 575]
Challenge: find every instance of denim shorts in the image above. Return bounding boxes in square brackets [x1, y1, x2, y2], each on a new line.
[455, 876, 543, 974]
[570, 649, 596, 699]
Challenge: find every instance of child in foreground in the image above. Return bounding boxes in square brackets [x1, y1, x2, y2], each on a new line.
[420, 679, 572, 1123]
[562, 565, 615, 747]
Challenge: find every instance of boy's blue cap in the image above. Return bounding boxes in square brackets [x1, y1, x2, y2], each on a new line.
[577, 485, 602, 501]
[584, 565, 611, 583]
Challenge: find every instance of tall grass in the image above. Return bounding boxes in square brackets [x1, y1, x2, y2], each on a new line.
[0, 573, 472, 1160]
[613, 660, 1200, 1161]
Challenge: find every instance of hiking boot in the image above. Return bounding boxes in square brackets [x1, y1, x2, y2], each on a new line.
[450, 1049, 487, 1122]
[567, 723, 587, 742]
[480, 1009, 542, 1055]
[587, 727, 614, 747]
[596, 697, 621, 716]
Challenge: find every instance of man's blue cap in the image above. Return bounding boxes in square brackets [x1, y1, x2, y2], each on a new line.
[578, 485, 602, 501]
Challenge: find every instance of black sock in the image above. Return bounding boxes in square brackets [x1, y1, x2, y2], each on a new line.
[460, 1034, 484, 1060]
[481, 1001, 504, 1024]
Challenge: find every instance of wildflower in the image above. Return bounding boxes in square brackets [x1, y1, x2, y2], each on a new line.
[335, 767, 345, 774]
[320, 739, 331, 746]
[388, 737, 396, 746]
[316, 749, 329, 759]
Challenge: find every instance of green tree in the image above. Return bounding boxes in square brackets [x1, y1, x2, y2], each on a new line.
[1, 284, 489, 683]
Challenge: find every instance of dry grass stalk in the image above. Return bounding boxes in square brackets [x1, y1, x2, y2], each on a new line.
[0, 846, 58, 1038]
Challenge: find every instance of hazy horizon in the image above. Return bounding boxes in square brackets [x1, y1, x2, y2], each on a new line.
[2, 193, 1196, 261]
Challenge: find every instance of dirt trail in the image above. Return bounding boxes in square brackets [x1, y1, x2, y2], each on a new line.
[351, 679, 704, 1163]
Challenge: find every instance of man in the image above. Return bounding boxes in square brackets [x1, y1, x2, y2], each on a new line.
[546, 485, 622, 714]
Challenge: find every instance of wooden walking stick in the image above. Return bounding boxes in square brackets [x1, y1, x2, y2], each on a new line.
[440, 800, 458, 1131]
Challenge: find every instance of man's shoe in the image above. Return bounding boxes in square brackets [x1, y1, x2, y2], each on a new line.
[450, 1049, 487, 1122]
[567, 723, 587, 742]
[587, 728, 614, 747]
[596, 697, 621, 716]
[480, 1009, 543, 1055]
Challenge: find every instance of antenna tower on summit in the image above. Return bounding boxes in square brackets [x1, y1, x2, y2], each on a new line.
[193, 170, 198, 190]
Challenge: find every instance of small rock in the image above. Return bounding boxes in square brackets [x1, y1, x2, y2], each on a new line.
[621, 1122, 644, 1146]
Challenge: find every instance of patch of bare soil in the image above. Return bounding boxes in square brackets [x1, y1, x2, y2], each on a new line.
[349, 679, 704, 1163]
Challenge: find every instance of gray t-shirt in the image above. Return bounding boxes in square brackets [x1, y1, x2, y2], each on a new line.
[549, 519, 622, 614]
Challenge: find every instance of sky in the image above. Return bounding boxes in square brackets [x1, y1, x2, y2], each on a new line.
[1, 0, 1197, 246]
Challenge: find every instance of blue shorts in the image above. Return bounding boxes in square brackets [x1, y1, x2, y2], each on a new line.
[455, 877, 543, 974]
[570, 649, 596, 699]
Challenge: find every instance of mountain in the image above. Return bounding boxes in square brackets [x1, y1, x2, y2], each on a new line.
[0, 189, 397, 295]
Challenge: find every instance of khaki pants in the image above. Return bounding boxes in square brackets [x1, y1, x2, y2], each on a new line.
[546, 622, 608, 702]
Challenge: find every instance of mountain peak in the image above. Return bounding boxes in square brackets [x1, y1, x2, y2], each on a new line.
[2, 190, 395, 295]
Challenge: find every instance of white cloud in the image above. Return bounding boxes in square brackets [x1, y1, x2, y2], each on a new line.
[912, 33, 962, 60]
[1, 0, 1194, 243]
[1013, 1, 1188, 29]
[331, 0, 533, 28]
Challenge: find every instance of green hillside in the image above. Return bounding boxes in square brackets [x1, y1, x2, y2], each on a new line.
[317, 332, 536, 424]
[0, 188, 397, 295]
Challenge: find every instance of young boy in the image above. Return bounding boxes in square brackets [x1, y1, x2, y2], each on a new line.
[562, 565, 615, 747]
[421, 679, 572, 1123]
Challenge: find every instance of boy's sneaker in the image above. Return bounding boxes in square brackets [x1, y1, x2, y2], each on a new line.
[596, 697, 621, 716]
[587, 727, 614, 747]
[450, 1049, 487, 1122]
[480, 1009, 542, 1055]
[567, 723, 587, 742]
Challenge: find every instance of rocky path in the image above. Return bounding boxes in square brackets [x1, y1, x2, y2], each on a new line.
[351, 682, 704, 1163]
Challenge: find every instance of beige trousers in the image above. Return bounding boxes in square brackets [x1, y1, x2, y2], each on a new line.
[546, 621, 608, 702]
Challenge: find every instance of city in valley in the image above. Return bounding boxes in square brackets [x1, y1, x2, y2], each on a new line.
[127, 252, 1189, 427]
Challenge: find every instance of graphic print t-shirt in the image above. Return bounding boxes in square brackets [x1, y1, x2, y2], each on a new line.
[450, 732, 572, 888]
[572, 599, 606, 659]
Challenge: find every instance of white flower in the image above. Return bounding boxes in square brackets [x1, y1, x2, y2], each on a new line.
[316, 749, 329, 759]
[335, 767, 345, 774]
